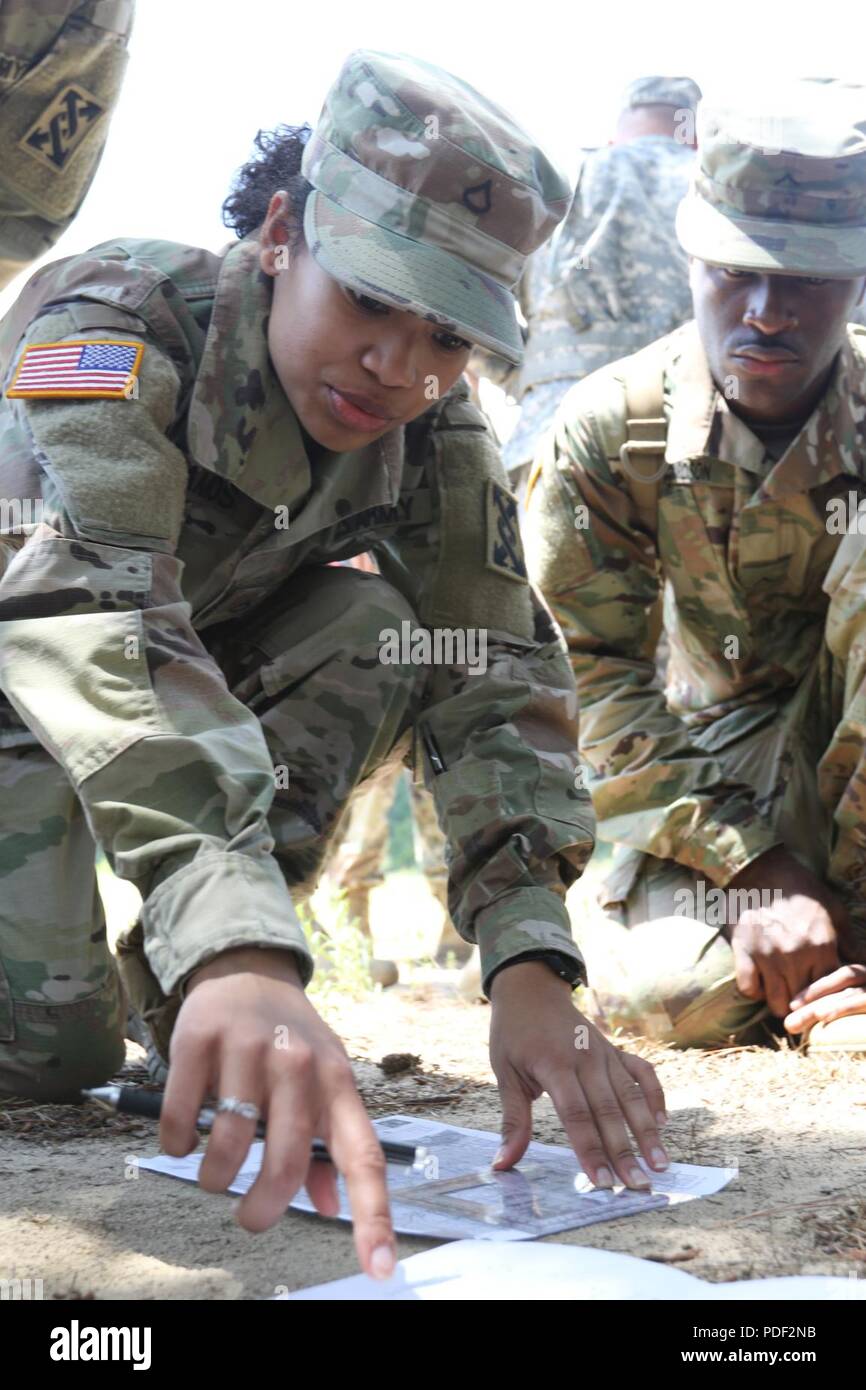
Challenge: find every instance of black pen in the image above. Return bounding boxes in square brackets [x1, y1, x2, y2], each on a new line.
[82, 1086, 425, 1165]
[420, 722, 447, 775]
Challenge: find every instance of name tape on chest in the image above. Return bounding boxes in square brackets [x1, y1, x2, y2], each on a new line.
[6, 339, 143, 400]
[486, 478, 528, 582]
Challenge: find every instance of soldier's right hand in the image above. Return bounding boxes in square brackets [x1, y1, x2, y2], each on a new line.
[157, 945, 397, 1280]
[725, 847, 844, 1017]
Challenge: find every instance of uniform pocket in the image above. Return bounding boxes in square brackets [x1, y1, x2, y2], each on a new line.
[737, 497, 821, 600]
[0, 537, 161, 786]
[0, 607, 161, 786]
[434, 761, 503, 843]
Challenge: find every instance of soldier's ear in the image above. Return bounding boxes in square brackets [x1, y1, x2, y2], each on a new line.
[259, 190, 300, 277]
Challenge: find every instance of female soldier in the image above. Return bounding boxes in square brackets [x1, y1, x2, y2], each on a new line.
[0, 49, 668, 1279]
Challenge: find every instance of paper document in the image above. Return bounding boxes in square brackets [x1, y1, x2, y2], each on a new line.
[278, 1239, 866, 1301]
[139, 1114, 736, 1242]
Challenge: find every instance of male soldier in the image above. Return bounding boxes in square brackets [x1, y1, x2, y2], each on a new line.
[471, 75, 701, 504]
[525, 81, 866, 1054]
[0, 0, 135, 290]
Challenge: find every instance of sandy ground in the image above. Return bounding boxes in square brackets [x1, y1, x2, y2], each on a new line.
[2, 872, 866, 1299]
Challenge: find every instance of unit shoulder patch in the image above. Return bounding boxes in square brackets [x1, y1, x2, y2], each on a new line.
[486, 478, 528, 582]
[18, 83, 106, 173]
[5, 339, 143, 399]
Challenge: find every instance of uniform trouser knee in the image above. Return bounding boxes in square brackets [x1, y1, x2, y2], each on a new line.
[0, 966, 127, 1102]
[570, 841, 772, 1049]
[0, 737, 126, 1100]
[574, 907, 769, 1048]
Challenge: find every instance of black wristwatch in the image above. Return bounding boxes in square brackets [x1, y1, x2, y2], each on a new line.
[486, 949, 584, 993]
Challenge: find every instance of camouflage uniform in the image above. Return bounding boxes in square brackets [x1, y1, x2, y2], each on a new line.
[322, 765, 447, 898]
[471, 76, 700, 499]
[525, 84, 866, 1047]
[0, 0, 135, 289]
[0, 50, 593, 1101]
[314, 553, 450, 953]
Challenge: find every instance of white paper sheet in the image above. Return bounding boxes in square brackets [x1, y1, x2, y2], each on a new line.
[278, 1239, 866, 1301]
[138, 1114, 736, 1242]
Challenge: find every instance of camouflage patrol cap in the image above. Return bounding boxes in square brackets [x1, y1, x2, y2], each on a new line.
[300, 49, 572, 364]
[621, 76, 701, 111]
[676, 81, 866, 278]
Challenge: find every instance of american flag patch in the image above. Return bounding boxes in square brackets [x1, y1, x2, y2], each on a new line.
[5, 339, 143, 399]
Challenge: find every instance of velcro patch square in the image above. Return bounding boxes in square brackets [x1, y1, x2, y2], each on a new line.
[6, 339, 143, 399]
[486, 478, 528, 582]
[18, 84, 106, 173]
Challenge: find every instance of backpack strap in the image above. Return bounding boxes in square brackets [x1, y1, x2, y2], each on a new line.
[524, 336, 669, 534]
[615, 339, 668, 541]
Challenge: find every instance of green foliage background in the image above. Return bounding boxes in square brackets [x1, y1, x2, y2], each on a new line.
[383, 770, 415, 874]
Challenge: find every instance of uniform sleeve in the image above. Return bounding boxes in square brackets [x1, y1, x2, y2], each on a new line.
[523, 374, 780, 887]
[384, 387, 595, 996]
[0, 310, 314, 994]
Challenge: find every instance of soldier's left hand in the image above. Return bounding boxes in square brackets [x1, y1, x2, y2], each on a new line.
[488, 960, 670, 1190]
[725, 847, 843, 1015]
[783, 964, 866, 1034]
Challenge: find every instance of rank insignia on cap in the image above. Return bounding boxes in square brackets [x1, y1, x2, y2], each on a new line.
[486, 478, 528, 582]
[5, 340, 143, 399]
[19, 84, 105, 173]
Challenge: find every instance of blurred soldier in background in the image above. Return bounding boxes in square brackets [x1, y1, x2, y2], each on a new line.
[0, 0, 134, 290]
[471, 75, 701, 505]
[317, 761, 467, 988]
[316, 552, 472, 989]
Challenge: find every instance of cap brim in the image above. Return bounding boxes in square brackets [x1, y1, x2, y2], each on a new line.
[304, 190, 524, 364]
[676, 192, 866, 278]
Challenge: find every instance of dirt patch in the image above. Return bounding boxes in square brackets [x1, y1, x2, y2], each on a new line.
[2, 975, 865, 1299]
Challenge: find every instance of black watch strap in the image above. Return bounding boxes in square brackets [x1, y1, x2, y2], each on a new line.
[486, 949, 584, 992]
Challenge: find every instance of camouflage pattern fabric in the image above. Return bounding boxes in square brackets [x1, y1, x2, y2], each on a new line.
[0, 0, 135, 289]
[676, 83, 866, 279]
[472, 134, 696, 473]
[321, 765, 447, 894]
[569, 655, 831, 1046]
[301, 49, 572, 365]
[525, 321, 866, 1045]
[0, 563, 424, 1097]
[0, 234, 594, 1098]
[0, 730, 128, 1099]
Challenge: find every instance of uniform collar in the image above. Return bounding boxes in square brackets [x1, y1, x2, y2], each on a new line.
[186, 235, 404, 524]
[666, 322, 866, 495]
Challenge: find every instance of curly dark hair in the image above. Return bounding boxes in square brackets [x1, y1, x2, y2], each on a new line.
[221, 124, 314, 247]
